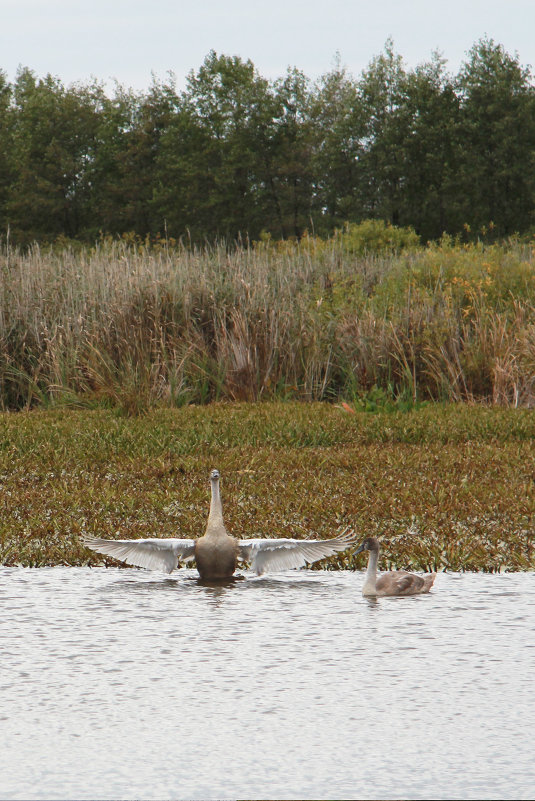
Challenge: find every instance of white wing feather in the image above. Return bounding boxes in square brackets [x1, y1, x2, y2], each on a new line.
[238, 527, 356, 575]
[83, 536, 196, 574]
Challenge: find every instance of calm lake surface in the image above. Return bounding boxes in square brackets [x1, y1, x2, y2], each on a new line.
[1, 567, 533, 800]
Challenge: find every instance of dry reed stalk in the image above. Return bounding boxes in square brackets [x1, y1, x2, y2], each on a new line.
[1, 239, 535, 409]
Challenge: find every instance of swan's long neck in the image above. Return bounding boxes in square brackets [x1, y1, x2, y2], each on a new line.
[362, 547, 379, 596]
[206, 477, 226, 536]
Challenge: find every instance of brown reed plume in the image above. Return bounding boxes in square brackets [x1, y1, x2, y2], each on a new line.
[1, 236, 534, 411]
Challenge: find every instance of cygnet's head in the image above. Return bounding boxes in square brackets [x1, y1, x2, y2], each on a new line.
[210, 469, 220, 481]
[355, 536, 380, 554]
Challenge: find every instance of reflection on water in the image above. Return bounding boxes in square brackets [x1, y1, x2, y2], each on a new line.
[0, 567, 534, 800]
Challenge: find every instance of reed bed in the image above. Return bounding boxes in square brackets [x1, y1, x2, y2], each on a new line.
[1, 235, 535, 411]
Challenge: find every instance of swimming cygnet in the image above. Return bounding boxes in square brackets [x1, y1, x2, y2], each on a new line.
[83, 469, 357, 580]
[355, 536, 436, 597]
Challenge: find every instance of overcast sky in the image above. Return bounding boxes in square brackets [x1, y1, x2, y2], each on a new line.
[3, 0, 535, 92]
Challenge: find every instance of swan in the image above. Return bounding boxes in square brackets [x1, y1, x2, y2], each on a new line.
[83, 469, 357, 580]
[355, 536, 436, 597]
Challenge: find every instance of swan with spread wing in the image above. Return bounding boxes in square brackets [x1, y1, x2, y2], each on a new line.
[83, 469, 357, 580]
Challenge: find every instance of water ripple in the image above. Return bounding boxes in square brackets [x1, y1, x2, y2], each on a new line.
[0, 567, 534, 800]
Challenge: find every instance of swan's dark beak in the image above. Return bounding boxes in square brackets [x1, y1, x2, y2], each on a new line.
[355, 543, 365, 554]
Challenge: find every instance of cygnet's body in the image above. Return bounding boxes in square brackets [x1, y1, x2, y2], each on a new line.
[356, 536, 436, 597]
[83, 469, 357, 580]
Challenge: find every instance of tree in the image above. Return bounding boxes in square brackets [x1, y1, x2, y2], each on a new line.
[0, 70, 13, 236]
[1, 40, 535, 245]
[456, 37, 535, 236]
[155, 52, 277, 241]
[269, 67, 315, 238]
[401, 54, 462, 240]
[84, 78, 178, 239]
[356, 39, 412, 225]
[6, 68, 103, 243]
[309, 58, 365, 233]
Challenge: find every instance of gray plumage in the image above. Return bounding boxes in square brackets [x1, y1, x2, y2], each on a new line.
[355, 536, 436, 597]
[83, 469, 357, 579]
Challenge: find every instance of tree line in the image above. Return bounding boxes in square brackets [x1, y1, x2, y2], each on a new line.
[1, 37, 534, 246]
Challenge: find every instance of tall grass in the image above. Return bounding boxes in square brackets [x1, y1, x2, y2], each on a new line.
[1, 230, 535, 411]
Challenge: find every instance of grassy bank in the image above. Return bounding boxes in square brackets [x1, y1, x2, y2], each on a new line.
[1, 229, 535, 411]
[1, 402, 534, 572]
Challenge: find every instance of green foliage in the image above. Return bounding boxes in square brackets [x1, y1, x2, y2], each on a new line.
[1, 404, 534, 571]
[309, 56, 364, 231]
[157, 52, 277, 240]
[399, 56, 463, 239]
[356, 39, 412, 227]
[456, 39, 535, 237]
[6, 69, 105, 243]
[335, 219, 420, 254]
[0, 37, 534, 245]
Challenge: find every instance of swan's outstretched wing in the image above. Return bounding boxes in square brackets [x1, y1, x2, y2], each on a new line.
[238, 527, 356, 575]
[83, 536, 196, 574]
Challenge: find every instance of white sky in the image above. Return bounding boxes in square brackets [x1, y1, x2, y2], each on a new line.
[2, 0, 535, 92]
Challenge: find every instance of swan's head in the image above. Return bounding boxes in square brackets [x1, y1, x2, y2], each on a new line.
[210, 469, 220, 482]
[355, 536, 380, 554]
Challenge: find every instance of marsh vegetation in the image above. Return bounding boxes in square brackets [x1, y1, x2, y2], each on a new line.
[2, 229, 535, 412]
[1, 402, 533, 572]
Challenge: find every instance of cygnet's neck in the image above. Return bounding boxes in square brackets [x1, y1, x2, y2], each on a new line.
[362, 546, 380, 596]
[206, 478, 226, 536]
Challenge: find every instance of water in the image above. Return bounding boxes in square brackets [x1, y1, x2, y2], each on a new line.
[0, 567, 533, 800]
